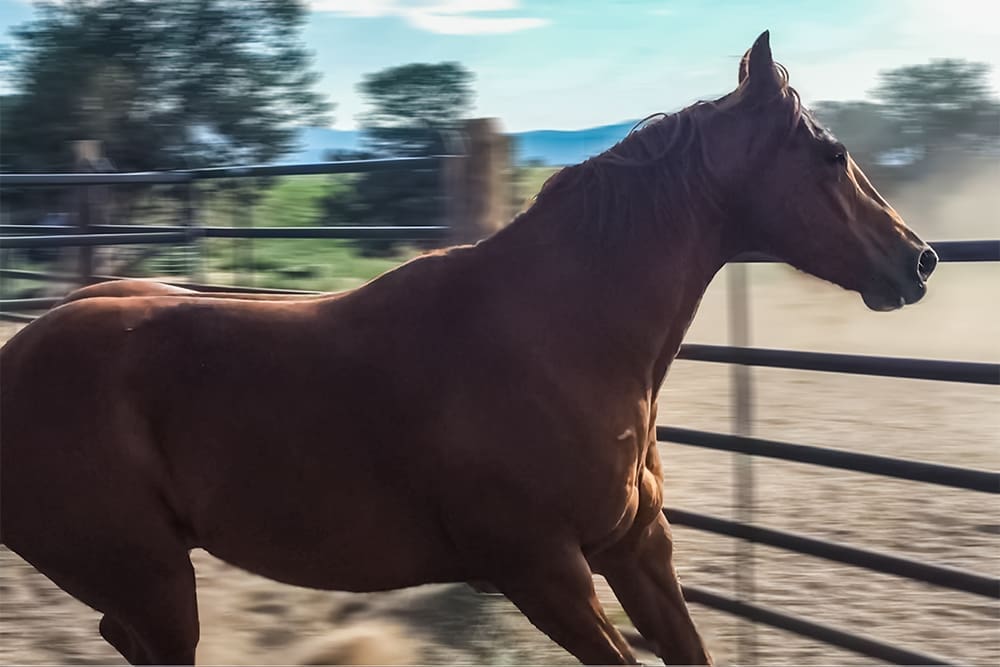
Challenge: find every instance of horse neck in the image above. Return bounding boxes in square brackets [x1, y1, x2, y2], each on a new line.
[481, 177, 732, 390]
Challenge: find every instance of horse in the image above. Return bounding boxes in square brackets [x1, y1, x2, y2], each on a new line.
[1, 32, 937, 665]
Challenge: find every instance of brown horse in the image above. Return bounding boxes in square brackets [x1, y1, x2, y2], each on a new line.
[1, 33, 937, 665]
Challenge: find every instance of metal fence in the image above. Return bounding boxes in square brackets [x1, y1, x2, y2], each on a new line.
[655, 239, 999, 666]
[0, 157, 454, 311]
[1, 162, 998, 665]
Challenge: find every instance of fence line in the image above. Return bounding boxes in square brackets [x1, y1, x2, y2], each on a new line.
[2, 160, 997, 664]
[0, 157, 455, 187]
[677, 343, 999, 385]
[664, 508, 999, 598]
[660, 426, 999, 492]
[680, 586, 957, 666]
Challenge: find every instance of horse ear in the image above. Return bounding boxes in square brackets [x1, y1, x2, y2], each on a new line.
[741, 30, 780, 93]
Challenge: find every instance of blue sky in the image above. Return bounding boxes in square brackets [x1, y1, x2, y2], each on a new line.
[3, 0, 999, 132]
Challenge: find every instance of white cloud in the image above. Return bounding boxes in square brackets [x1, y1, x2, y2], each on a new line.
[308, 0, 549, 35]
[406, 12, 545, 34]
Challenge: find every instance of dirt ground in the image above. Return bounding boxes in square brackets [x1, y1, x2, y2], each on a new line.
[1, 259, 997, 665]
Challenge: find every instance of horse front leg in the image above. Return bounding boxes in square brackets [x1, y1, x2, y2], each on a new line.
[592, 511, 712, 665]
[495, 545, 638, 664]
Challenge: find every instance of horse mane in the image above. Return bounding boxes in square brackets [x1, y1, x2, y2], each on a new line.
[519, 63, 802, 248]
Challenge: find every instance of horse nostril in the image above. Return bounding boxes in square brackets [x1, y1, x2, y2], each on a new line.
[917, 247, 938, 282]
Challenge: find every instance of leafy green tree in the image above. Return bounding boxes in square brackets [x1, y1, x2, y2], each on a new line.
[1, 0, 331, 172]
[332, 62, 474, 255]
[811, 101, 901, 169]
[357, 62, 473, 157]
[869, 59, 999, 158]
[814, 59, 999, 192]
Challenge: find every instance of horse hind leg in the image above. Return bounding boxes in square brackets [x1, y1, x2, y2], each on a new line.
[22, 539, 200, 665]
[4, 466, 200, 663]
[111, 558, 200, 665]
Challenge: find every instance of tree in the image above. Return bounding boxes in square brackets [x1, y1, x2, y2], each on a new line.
[357, 62, 473, 157]
[336, 62, 474, 255]
[811, 101, 901, 169]
[869, 59, 999, 158]
[1, 0, 331, 172]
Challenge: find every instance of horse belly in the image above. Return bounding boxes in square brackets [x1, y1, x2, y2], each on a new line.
[173, 436, 462, 592]
[199, 506, 461, 593]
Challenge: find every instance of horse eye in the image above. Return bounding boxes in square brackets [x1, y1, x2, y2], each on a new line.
[829, 150, 847, 165]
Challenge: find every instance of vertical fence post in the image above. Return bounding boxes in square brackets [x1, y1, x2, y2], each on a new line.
[72, 141, 100, 287]
[440, 128, 466, 241]
[245, 189, 254, 287]
[727, 261, 757, 664]
[181, 178, 204, 284]
[229, 184, 254, 287]
[443, 149, 466, 242]
[447, 118, 509, 245]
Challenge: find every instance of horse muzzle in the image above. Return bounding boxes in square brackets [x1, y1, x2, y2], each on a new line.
[861, 245, 938, 312]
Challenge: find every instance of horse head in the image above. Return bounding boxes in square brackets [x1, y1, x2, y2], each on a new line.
[710, 31, 937, 310]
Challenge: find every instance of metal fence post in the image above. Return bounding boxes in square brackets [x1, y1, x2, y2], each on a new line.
[182, 179, 204, 284]
[72, 141, 98, 286]
[228, 185, 254, 287]
[727, 261, 756, 663]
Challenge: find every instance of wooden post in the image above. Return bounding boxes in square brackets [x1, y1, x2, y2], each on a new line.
[446, 118, 510, 244]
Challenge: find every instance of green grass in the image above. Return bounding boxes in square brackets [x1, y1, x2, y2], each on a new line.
[193, 174, 416, 291]
[199, 174, 359, 228]
[513, 166, 560, 211]
[200, 238, 417, 292]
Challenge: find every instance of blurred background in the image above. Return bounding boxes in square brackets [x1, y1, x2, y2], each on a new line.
[0, 1, 997, 665]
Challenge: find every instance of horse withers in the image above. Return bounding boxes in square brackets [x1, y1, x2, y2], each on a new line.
[1, 32, 936, 665]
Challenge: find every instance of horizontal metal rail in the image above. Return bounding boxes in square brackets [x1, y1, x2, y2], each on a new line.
[0, 297, 61, 310]
[677, 343, 999, 385]
[199, 225, 448, 240]
[1, 226, 448, 245]
[0, 157, 455, 186]
[927, 239, 1000, 262]
[0, 269, 150, 283]
[734, 239, 999, 263]
[0, 270, 323, 295]
[664, 508, 999, 598]
[0, 171, 191, 186]
[680, 585, 956, 665]
[4, 229, 996, 263]
[0, 311, 37, 323]
[1, 232, 194, 248]
[2, 225, 111, 234]
[188, 156, 452, 179]
[659, 426, 999, 493]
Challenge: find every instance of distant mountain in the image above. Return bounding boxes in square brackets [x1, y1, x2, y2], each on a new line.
[510, 121, 637, 166]
[284, 127, 363, 163]
[287, 121, 639, 166]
